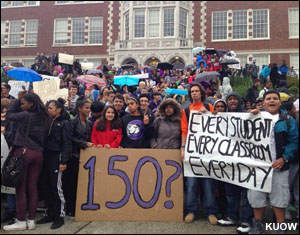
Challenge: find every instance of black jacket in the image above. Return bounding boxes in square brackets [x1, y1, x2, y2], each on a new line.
[245, 86, 259, 104]
[45, 114, 72, 164]
[121, 114, 154, 148]
[6, 100, 48, 152]
[226, 92, 246, 112]
[70, 116, 92, 158]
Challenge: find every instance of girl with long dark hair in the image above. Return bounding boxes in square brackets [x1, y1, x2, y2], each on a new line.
[91, 105, 122, 148]
[36, 98, 72, 229]
[4, 92, 49, 231]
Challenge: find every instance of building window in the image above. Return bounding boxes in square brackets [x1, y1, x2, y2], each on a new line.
[23, 59, 35, 68]
[72, 18, 85, 44]
[149, 9, 160, 38]
[233, 11, 247, 39]
[56, 1, 69, 3]
[212, 11, 227, 40]
[89, 17, 103, 44]
[125, 13, 129, 40]
[27, 1, 37, 5]
[237, 55, 248, 67]
[25, 19, 38, 45]
[134, 9, 145, 38]
[54, 19, 68, 44]
[290, 53, 299, 70]
[253, 9, 269, 38]
[289, 8, 299, 38]
[253, 54, 269, 69]
[12, 1, 24, 6]
[1, 21, 5, 46]
[179, 9, 188, 38]
[164, 8, 174, 37]
[9, 21, 22, 46]
[1, 1, 8, 7]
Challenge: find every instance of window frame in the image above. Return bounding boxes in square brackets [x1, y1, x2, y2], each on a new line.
[253, 9, 269, 39]
[179, 8, 188, 39]
[232, 10, 248, 40]
[288, 8, 299, 39]
[25, 19, 38, 46]
[88, 17, 103, 45]
[212, 11, 228, 41]
[163, 7, 175, 38]
[71, 18, 85, 45]
[148, 8, 160, 38]
[53, 18, 68, 45]
[8, 20, 22, 47]
[134, 9, 146, 39]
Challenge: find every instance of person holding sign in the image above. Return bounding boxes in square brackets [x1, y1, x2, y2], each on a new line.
[248, 91, 299, 234]
[181, 84, 219, 225]
[64, 97, 94, 219]
[217, 92, 253, 234]
[91, 105, 122, 149]
[121, 97, 154, 148]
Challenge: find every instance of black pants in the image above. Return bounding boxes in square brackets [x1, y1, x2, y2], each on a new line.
[62, 157, 79, 216]
[43, 151, 65, 219]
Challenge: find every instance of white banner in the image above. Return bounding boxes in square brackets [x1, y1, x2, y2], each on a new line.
[1, 134, 15, 194]
[8, 81, 30, 99]
[33, 79, 68, 105]
[184, 112, 274, 193]
[59, 53, 74, 65]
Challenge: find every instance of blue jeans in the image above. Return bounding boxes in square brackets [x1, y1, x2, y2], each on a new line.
[185, 177, 218, 216]
[225, 183, 253, 224]
[6, 194, 16, 212]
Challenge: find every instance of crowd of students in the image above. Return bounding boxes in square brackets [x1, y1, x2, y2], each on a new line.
[1, 62, 299, 234]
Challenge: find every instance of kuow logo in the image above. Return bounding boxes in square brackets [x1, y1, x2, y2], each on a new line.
[265, 223, 298, 231]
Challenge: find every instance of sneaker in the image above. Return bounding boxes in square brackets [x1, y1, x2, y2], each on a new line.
[237, 223, 251, 234]
[184, 213, 195, 223]
[27, 220, 35, 230]
[3, 219, 27, 231]
[249, 219, 264, 234]
[217, 217, 237, 227]
[285, 209, 292, 220]
[36, 216, 54, 224]
[51, 218, 64, 230]
[208, 214, 218, 225]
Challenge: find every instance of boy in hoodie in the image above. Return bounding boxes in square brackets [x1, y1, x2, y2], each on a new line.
[217, 92, 253, 234]
[121, 97, 154, 148]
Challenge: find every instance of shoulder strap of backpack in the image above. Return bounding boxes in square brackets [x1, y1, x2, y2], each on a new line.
[185, 103, 211, 123]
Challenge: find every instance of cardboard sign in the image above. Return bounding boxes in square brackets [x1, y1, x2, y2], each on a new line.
[81, 62, 94, 70]
[184, 112, 274, 193]
[8, 81, 30, 99]
[33, 79, 68, 104]
[59, 53, 74, 65]
[76, 148, 183, 222]
[1, 134, 15, 194]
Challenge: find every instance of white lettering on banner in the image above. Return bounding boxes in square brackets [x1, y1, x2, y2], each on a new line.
[1, 134, 15, 194]
[33, 79, 68, 105]
[8, 81, 30, 99]
[184, 112, 274, 193]
[265, 223, 298, 231]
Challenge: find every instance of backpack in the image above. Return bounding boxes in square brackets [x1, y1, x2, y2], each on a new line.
[184, 103, 211, 123]
[2, 114, 31, 188]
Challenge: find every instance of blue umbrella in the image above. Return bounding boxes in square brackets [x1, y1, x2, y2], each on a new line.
[113, 75, 139, 86]
[7, 67, 42, 82]
[165, 88, 188, 96]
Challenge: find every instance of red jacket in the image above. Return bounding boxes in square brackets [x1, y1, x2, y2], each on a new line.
[91, 121, 122, 148]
